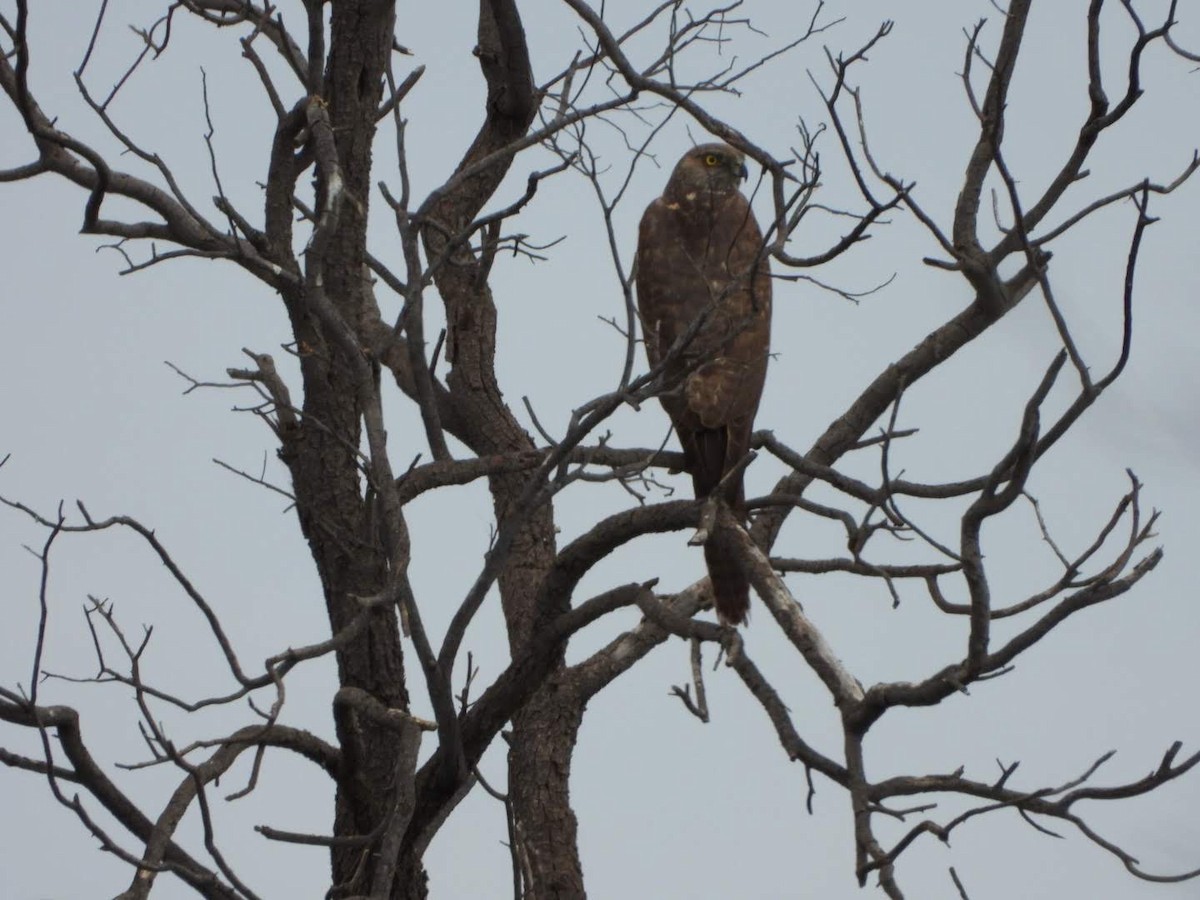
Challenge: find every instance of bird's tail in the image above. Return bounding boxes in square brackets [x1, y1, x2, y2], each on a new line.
[690, 427, 751, 624]
[689, 428, 730, 500]
[704, 538, 750, 625]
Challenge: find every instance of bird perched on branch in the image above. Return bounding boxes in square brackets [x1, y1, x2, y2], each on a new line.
[635, 143, 772, 625]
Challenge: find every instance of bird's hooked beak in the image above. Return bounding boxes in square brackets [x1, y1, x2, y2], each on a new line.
[738, 162, 749, 181]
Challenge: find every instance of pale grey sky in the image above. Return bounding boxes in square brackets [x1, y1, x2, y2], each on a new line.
[2, 2, 1200, 898]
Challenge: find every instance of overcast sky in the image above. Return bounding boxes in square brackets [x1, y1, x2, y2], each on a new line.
[2, 2, 1200, 898]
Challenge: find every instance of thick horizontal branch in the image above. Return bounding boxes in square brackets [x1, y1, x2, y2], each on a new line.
[772, 557, 960, 578]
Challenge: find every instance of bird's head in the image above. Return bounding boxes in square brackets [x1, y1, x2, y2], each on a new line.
[667, 143, 749, 199]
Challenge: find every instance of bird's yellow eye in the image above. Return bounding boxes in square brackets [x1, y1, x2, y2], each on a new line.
[704, 154, 720, 166]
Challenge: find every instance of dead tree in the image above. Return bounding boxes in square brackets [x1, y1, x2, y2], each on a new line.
[1, 2, 1198, 898]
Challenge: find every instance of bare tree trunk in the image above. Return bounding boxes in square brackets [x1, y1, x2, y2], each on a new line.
[415, 2, 586, 893]
[275, 1, 418, 895]
[509, 678, 586, 896]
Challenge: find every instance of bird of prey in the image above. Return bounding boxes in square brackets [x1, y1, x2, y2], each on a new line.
[635, 143, 772, 625]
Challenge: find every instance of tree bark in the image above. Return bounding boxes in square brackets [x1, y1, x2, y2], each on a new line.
[274, 1, 418, 895]
[509, 677, 586, 896]
[413, 2, 587, 894]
